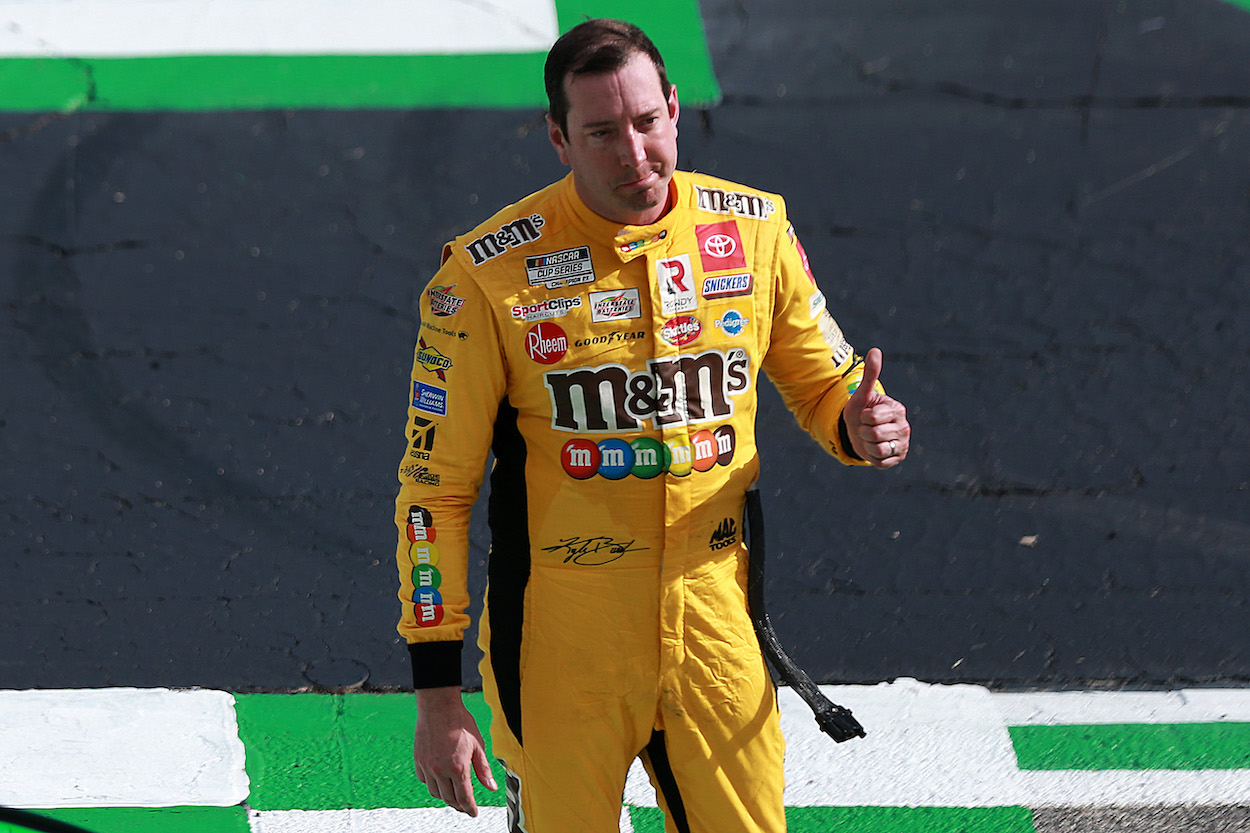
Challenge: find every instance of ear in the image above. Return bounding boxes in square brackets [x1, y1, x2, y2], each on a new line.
[547, 114, 571, 166]
[668, 84, 680, 131]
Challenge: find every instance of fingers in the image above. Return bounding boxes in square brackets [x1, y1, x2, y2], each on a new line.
[473, 744, 499, 792]
[872, 436, 908, 468]
[415, 768, 480, 817]
[859, 346, 883, 396]
[449, 770, 480, 817]
[846, 347, 883, 411]
[854, 401, 910, 468]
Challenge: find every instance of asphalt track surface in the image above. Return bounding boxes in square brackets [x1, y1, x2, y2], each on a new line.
[2, 0, 1250, 828]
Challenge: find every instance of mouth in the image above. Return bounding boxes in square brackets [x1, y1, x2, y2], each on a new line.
[619, 170, 660, 190]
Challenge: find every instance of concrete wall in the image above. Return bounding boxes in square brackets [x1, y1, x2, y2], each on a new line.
[1, 0, 1247, 690]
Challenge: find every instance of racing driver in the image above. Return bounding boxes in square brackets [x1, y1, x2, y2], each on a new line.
[394, 17, 912, 832]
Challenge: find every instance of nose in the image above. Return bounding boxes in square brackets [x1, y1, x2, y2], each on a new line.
[620, 127, 646, 167]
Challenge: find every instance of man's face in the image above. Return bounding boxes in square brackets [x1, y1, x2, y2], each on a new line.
[548, 53, 679, 226]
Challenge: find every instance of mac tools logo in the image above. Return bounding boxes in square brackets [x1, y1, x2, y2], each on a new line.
[709, 517, 738, 549]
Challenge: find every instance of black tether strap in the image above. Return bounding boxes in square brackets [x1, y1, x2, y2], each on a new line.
[745, 489, 867, 743]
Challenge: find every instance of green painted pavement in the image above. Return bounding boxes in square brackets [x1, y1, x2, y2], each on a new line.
[234, 691, 507, 810]
[0, 0, 718, 112]
[1010, 722, 1250, 771]
[22, 808, 247, 833]
[631, 806, 1036, 832]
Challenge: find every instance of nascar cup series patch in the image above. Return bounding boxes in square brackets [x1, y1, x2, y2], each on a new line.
[526, 246, 595, 289]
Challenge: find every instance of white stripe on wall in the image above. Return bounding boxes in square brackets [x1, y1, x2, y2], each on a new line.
[0, 0, 559, 58]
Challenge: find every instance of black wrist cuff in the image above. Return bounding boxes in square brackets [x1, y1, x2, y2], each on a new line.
[408, 641, 463, 689]
[839, 412, 864, 461]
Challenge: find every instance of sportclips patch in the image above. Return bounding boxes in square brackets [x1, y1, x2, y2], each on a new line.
[543, 348, 750, 432]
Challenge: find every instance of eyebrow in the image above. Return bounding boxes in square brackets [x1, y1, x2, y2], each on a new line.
[579, 107, 663, 130]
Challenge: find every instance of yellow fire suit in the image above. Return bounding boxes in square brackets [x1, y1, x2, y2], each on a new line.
[395, 170, 873, 832]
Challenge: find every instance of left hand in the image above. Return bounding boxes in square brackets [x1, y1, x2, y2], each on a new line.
[843, 347, 910, 469]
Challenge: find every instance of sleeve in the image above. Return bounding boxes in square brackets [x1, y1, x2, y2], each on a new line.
[394, 248, 508, 688]
[760, 205, 879, 466]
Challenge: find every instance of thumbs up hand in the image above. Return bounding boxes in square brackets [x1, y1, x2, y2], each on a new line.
[843, 347, 910, 469]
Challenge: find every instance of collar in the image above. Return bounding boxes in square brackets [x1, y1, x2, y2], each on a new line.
[559, 172, 690, 264]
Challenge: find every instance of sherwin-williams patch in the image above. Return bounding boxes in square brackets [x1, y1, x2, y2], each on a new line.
[411, 382, 448, 417]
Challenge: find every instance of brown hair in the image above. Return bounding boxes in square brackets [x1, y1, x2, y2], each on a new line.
[544, 18, 671, 137]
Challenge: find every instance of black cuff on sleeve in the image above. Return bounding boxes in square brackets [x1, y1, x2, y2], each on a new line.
[408, 641, 464, 690]
[839, 412, 865, 461]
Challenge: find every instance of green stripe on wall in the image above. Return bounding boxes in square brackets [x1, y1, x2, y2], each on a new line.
[26, 807, 248, 833]
[0, 53, 549, 112]
[1009, 722, 1250, 770]
[630, 805, 1036, 833]
[234, 691, 506, 810]
[556, 0, 719, 106]
[0, 0, 718, 112]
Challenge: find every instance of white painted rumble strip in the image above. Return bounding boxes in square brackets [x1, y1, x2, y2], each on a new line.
[248, 806, 637, 833]
[780, 678, 1250, 808]
[0, 688, 249, 809]
[5, 682, 1250, 816]
[993, 688, 1250, 725]
[0, 0, 559, 58]
[781, 678, 1024, 808]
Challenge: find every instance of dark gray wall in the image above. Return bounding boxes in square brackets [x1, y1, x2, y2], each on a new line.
[2, 0, 1247, 691]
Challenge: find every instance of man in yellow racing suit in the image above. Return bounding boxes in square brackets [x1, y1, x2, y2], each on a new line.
[394, 18, 911, 833]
